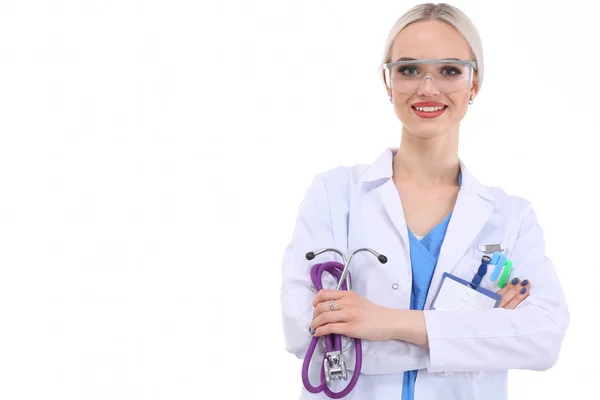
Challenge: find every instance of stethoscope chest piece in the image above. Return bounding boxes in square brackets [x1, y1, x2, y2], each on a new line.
[324, 350, 347, 386]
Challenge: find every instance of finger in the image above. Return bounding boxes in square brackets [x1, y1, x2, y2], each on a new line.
[312, 301, 325, 319]
[497, 277, 520, 296]
[500, 279, 529, 308]
[499, 289, 518, 308]
[312, 299, 344, 319]
[499, 278, 528, 308]
[498, 278, 520, 307]
[504, 282, 531, 310]
[311, 310, 349, 332]
[312, 289, 345, 307]
[314, 322, 352, 337]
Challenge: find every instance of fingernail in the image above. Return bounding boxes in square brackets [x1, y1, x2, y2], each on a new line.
[521, 279, 529, 286]
[520, 287, 527, 295]
[310, 329, 316, 335]
[511, 278, 519, 285]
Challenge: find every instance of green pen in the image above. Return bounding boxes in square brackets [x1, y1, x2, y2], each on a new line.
[498, 260, 513, 289]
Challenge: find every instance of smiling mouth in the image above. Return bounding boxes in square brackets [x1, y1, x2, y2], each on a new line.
[412, 105, 446, 112]
[411, 105, 448, 118]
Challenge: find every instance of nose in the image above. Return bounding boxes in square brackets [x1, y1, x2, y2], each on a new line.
[417, 76, 440, 96]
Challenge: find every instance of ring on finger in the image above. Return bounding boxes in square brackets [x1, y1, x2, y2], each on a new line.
[329, 299, 335, 312]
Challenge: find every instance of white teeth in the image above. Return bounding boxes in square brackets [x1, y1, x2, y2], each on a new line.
[415, 106, 444, 112]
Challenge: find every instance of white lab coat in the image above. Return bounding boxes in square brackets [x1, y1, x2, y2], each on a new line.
[280, 148, 570, 400]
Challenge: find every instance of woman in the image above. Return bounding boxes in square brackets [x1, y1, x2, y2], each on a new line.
[280, 3, 569, 400]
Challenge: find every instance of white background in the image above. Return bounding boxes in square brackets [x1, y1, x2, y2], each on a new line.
[0, 0, 598, 399]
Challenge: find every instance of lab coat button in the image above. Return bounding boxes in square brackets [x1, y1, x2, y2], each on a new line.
[392, 283, 399, 290]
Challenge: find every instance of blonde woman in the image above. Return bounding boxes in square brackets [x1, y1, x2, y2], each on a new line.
[280, 3, 569, 399]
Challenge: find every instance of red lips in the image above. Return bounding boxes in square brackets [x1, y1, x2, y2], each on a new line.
[411, 102, 447, 107]
[411, 102, 448, 119]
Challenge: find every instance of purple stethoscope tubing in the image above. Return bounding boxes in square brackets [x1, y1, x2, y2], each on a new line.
[300, 248, 387, 399]
[301, 261, 361, 399]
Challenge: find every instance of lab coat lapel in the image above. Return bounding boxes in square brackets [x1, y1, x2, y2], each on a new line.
[359, 148, 410, 251]
[377, 180, 410, 251]
[425, 162, 495, 308]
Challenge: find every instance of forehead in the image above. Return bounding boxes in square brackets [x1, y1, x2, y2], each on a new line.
[390, 20, 473, 61]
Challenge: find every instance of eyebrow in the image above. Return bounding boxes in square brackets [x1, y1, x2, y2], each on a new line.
[395, 57, 462, 62]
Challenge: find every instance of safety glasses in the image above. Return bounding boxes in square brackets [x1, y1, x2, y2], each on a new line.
[382, 58, 477, 94]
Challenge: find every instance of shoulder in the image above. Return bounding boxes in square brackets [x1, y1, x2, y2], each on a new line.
[314, 164, 366, 183]
[298, 163, 369, 215]
[460, 159, 534, 222]
[312, 163, 369, 198]
[483, 184, 537, 227]
[487, 185, 529, 210]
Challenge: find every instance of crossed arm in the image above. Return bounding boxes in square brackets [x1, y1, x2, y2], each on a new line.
[309, 276, 533, 348]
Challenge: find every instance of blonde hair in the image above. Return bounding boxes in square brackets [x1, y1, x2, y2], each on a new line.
[380, 3, 484, 90]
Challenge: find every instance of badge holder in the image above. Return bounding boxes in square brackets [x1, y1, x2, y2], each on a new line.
[430, 256, 501, 311]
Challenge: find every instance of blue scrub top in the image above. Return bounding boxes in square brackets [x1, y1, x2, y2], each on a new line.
[401, 173, 460, 400]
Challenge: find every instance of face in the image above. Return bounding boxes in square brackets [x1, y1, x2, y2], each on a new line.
[386, 20, 479, 138]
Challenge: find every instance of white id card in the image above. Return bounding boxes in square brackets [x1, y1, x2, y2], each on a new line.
[430, 272, 501, 311]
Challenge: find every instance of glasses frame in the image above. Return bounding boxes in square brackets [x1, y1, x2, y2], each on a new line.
[382, 58, 477, 92]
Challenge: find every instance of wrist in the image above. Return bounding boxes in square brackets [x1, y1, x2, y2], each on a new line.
[389, 309, 409, 341]
[389, 309, 429, 348]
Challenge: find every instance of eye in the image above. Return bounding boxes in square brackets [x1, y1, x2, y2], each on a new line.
[441, 67, 462, 76]
[397, 66, 419, 76]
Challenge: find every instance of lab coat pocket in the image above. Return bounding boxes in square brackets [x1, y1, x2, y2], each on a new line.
[449, 248, 482, 281]
[462, 247, 506, 294]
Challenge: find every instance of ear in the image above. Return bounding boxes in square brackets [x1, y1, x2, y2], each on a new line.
[470, 74, 480, 100]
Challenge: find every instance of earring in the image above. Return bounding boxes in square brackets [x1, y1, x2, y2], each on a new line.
[389, 94, 393, 104]
[469, 97, 474, 105]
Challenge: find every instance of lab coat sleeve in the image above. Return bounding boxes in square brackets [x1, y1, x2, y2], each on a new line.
[423, 201, 570, 373]
[280, 176, 335, 359]
[281, 175, 427, 374]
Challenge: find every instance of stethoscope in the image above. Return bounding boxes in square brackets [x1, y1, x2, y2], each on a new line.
[301, 247, 387, 399]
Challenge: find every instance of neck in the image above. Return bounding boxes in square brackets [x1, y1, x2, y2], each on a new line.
[392, 127, 460, 187]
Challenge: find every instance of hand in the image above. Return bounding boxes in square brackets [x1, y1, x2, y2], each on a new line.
[309, 289, 396, 341]
[497, 277, 531, 309]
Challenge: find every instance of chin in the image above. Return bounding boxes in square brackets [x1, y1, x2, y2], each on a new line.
[402, 116, 452, 138]
[408, 127, 448, 139]
[399, 109, 463, 139]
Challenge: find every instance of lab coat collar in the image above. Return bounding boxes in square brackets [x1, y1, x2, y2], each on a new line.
[358, 147, 494, 202]
[358, 148, 496, 309]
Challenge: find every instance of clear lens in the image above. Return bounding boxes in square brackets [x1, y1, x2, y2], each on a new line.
[384, 61, 473, 94]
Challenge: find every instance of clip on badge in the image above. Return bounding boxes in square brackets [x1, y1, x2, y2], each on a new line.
[478, 243, 504, 254]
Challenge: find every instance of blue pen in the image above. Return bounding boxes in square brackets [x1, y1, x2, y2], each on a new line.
[471, 255, 491, 289]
